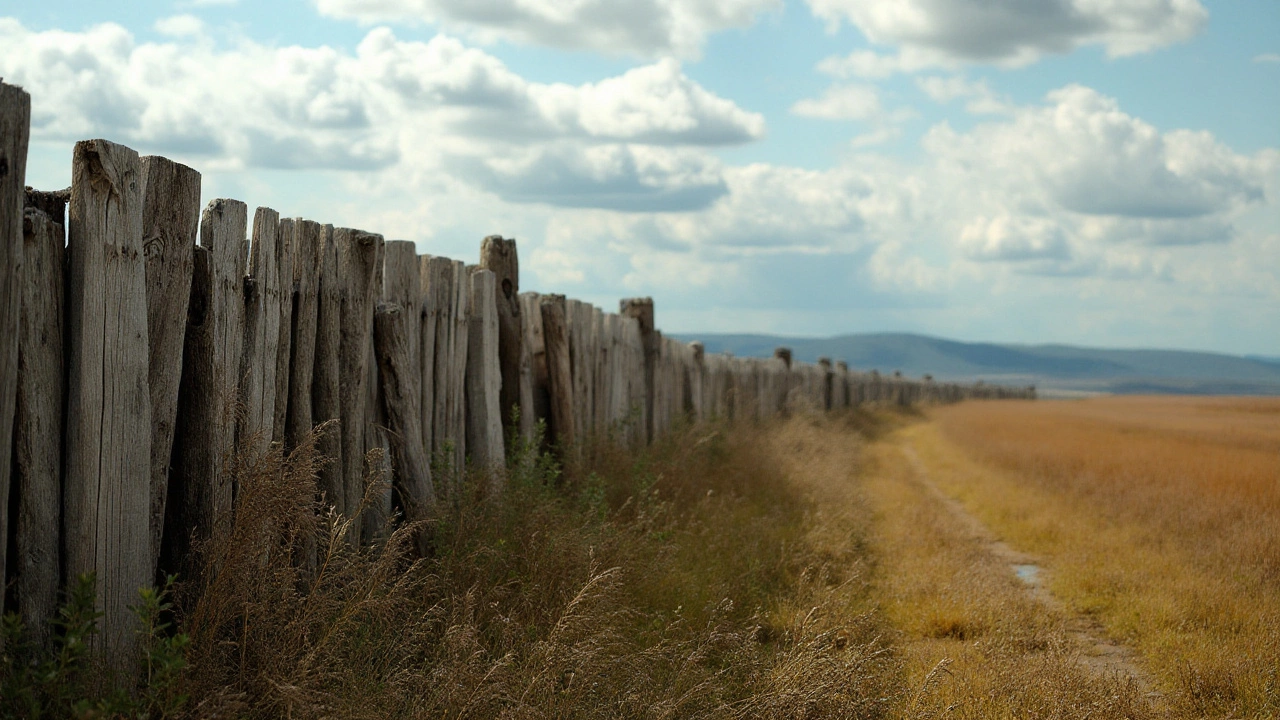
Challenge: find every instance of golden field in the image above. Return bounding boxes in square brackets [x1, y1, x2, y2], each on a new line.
[7, 399, 1275, 718]
[928, 396, 1280, 717]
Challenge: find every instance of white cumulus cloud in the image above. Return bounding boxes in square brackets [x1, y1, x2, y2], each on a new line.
[809, 0, 1207, 74]
[311, 0, 781, 59]
[791, 83, 883, 121]
[915, 75, 1011, 114]
[0, 19, 763, 209]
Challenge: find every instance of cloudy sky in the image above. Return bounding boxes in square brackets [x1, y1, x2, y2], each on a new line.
[3, 0, 1278, 355]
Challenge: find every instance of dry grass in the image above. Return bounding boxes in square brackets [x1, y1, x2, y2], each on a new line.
[162, 416, 904, 718]
[927, 397, 1280, 718]
[857, 417, 1156, 720]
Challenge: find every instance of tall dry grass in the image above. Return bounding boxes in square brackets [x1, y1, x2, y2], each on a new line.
[855, 418, 1157, 720]
[929, 397, 1280, 717]
[161, 416, 903, 718]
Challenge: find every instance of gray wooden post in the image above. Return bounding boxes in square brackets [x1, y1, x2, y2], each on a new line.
[818, 357, 833, 412]
[313, 224, 344, 513]
[0, 82, 30, 638]
[14, 193, 63, 648]
[540, 294, 575, 452]
[479, 236, 522, 447]
[620, 298, 655, 444]
[373, 302, 434, 555]
[139, 156, 200, 574]
[467, 268, 505, 476]
[419, 254, 445, 458]
[240, 207, 281, 457]
[65, 139, 152, 661]
[286, 220, 322, 451]
[273, 218, 297, 442]
[163, 198, 247, 584]
[335, 227, 382, 542]
[519, 292, 548, 445]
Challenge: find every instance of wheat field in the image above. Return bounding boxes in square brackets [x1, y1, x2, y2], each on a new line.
[927, 397, 1280, 717]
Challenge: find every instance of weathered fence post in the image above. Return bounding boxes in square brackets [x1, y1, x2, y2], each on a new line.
[479, 236, 521, 448]
[64, 139, 152, 661]
[14, 190, 62, 647]
[286, 220, 322, 451]
[0, 82, 31, 639]
[422, 256, 451, 464]
[818, 357, 833, 411]
[373, 302, 434, 555]
[381, 241, 422, 515]
[620, 298, 655, 444]
[835, 361, 850, 409]
[540, 294, 575, 452]
[519, 292, 548, 445]
[313, 224, 344, 513]
[274, 218, 297, 442]
[467, 268, 505, 476]
[163, 198, 247, 585]
[689, 342, 705, 423]
[363, 240, 391, 544]
[773, 347, 793, 415]
[447, 261, 470, 474]
[335, 227, 383, 542]
[239, 207, 281, 457]
[140, 156, 200, 575]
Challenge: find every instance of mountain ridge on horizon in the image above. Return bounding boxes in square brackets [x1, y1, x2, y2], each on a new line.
[672, 331, 1280, 397]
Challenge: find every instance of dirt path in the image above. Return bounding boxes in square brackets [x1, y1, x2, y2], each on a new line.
[855, 417, 1168, 717]
[896, 440, 1160, 695]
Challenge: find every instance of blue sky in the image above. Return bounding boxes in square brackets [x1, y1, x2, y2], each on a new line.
[4, 0, 1278, 355]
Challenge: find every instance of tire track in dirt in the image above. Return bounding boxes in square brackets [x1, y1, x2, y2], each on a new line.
[895, 436, 1163, 700]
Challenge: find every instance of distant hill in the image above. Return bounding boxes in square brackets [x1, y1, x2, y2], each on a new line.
[672, 332, 1280, 397]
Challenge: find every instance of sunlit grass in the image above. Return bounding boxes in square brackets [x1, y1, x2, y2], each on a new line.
[858, 419, 1154, 720]
[158, 416, 905, 718]
[928, 397, 1280, 717]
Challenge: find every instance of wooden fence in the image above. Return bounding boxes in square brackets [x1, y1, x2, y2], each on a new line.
[0, 81, 1034, 662]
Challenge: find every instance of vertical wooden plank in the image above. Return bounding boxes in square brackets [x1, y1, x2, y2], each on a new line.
[539, 294, 575, 453]
[366, 239, 414, 538]
[466, 268, 505, 477]
[162, 199, 248, 583]
[380, 243, 420, 516]
[417, 255, 438, 460]
[518, 292, 547, 445]
[479, 236, 521, 447]
[285, 220, 321, 450]
[835, 361, 850, 409]
[448, 261, 470, 474]
[64, 139, 151, 660]
[619, 298, 655, 445]
[373, 302, 434, 555]
[0, 82, 31, 631]
[273, 218, 297, 441]
[382, 243, 422, 512]
[362, 240, 391, 544]
[139, 156, 200, 575]
[14, 200, 63, 647]
[772, 348, 793, 415]
[606, 314, 627, 431]
[239, 207, 280, 457]
[620, 315, 645, 447]
[567, 300, 587, 442]
[425, 256, 453, 464]
[592, 307, 608, 438]
[818, 358, 833, 411]
[312, 224, 344, 512]
[583, 303, 598, 436]
[335, 227, 382, 541]
[383, 243, 421, 402]
[689, 342, 705, 423]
